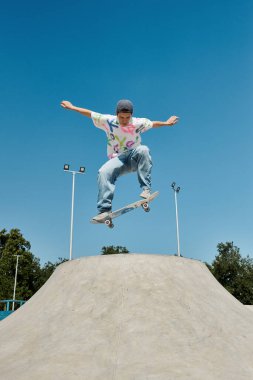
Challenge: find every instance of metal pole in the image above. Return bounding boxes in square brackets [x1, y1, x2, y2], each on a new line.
[12, 255, 20, 311]
[64, 165, 85, 261]
[69, 172, 76, 261]
[171, 182, 181, 257]
[174, 190, 181, 257]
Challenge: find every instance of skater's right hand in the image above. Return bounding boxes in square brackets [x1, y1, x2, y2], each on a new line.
[61, 100, 73, 110]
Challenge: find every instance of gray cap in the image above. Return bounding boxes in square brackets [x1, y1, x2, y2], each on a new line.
[116, 99, 134, 114]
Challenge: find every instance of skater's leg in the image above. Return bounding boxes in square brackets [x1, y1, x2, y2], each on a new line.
[97, 156, 129, 213]
[130, 145, 152, 194]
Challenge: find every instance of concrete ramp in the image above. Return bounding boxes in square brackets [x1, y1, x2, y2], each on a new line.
[0, 254, 253, 379]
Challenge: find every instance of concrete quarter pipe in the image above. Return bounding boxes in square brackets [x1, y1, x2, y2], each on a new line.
[0, 254, 253, 380]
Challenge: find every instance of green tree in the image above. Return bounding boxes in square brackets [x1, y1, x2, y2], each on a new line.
[101, 246, 129, 255]
[208, 242, 253, 304]
[0, 229, 68, 305]
[0, 229, 42, 300]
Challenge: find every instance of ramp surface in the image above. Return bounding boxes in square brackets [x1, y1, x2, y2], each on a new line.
[0, 254, 253, 379]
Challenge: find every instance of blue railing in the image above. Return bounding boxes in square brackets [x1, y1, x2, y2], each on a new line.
[0, 300, 26, 321]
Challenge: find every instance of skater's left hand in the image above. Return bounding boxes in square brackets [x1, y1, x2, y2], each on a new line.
[166, 116, 179, 126]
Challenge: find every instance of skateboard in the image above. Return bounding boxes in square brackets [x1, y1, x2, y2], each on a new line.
[91, 191, 159, 228]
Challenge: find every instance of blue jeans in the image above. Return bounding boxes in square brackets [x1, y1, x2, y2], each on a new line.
[97, 145, 152, 213]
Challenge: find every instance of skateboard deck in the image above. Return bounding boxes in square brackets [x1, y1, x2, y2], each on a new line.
[91, 191, 159, 228]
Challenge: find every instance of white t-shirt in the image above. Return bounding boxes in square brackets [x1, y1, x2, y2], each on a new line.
[91, 112, 153, 159]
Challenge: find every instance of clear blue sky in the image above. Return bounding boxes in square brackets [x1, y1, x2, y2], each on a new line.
[1, 0, 252, 265]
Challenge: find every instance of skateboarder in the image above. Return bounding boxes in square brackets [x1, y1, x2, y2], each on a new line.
[60, 99, 179, 215]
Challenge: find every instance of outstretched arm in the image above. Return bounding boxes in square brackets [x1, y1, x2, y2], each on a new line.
[60, 100, 93, 118]
[152, 115, 179, 128]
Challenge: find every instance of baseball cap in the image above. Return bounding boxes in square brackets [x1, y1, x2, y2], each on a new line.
[116, 99, 134, 114]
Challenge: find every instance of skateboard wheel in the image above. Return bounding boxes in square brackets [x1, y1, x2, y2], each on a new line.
[142, 202, 150, 212]
[105, 219, 114, 228]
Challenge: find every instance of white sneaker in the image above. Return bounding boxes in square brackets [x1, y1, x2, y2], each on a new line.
[140, 189, 151, 199]
[92, 211, 110, 222]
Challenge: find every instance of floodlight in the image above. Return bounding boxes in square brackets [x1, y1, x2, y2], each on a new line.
[64, 164, 70, 171]
[79, 167, 85, 173]
[171, 182, 176, 189]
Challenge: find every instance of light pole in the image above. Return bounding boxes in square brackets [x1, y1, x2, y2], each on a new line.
[12, 254, 21, 310]
[64, 164, 85, 261]
[171, 182, 181, 257]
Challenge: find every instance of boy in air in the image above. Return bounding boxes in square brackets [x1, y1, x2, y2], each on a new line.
[61, 99, 179, 217]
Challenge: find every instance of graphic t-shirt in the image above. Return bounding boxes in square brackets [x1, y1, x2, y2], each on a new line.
[91, 112, 153, 159]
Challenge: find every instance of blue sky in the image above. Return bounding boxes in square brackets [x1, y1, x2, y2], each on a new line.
[1, 0, 252, 265]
